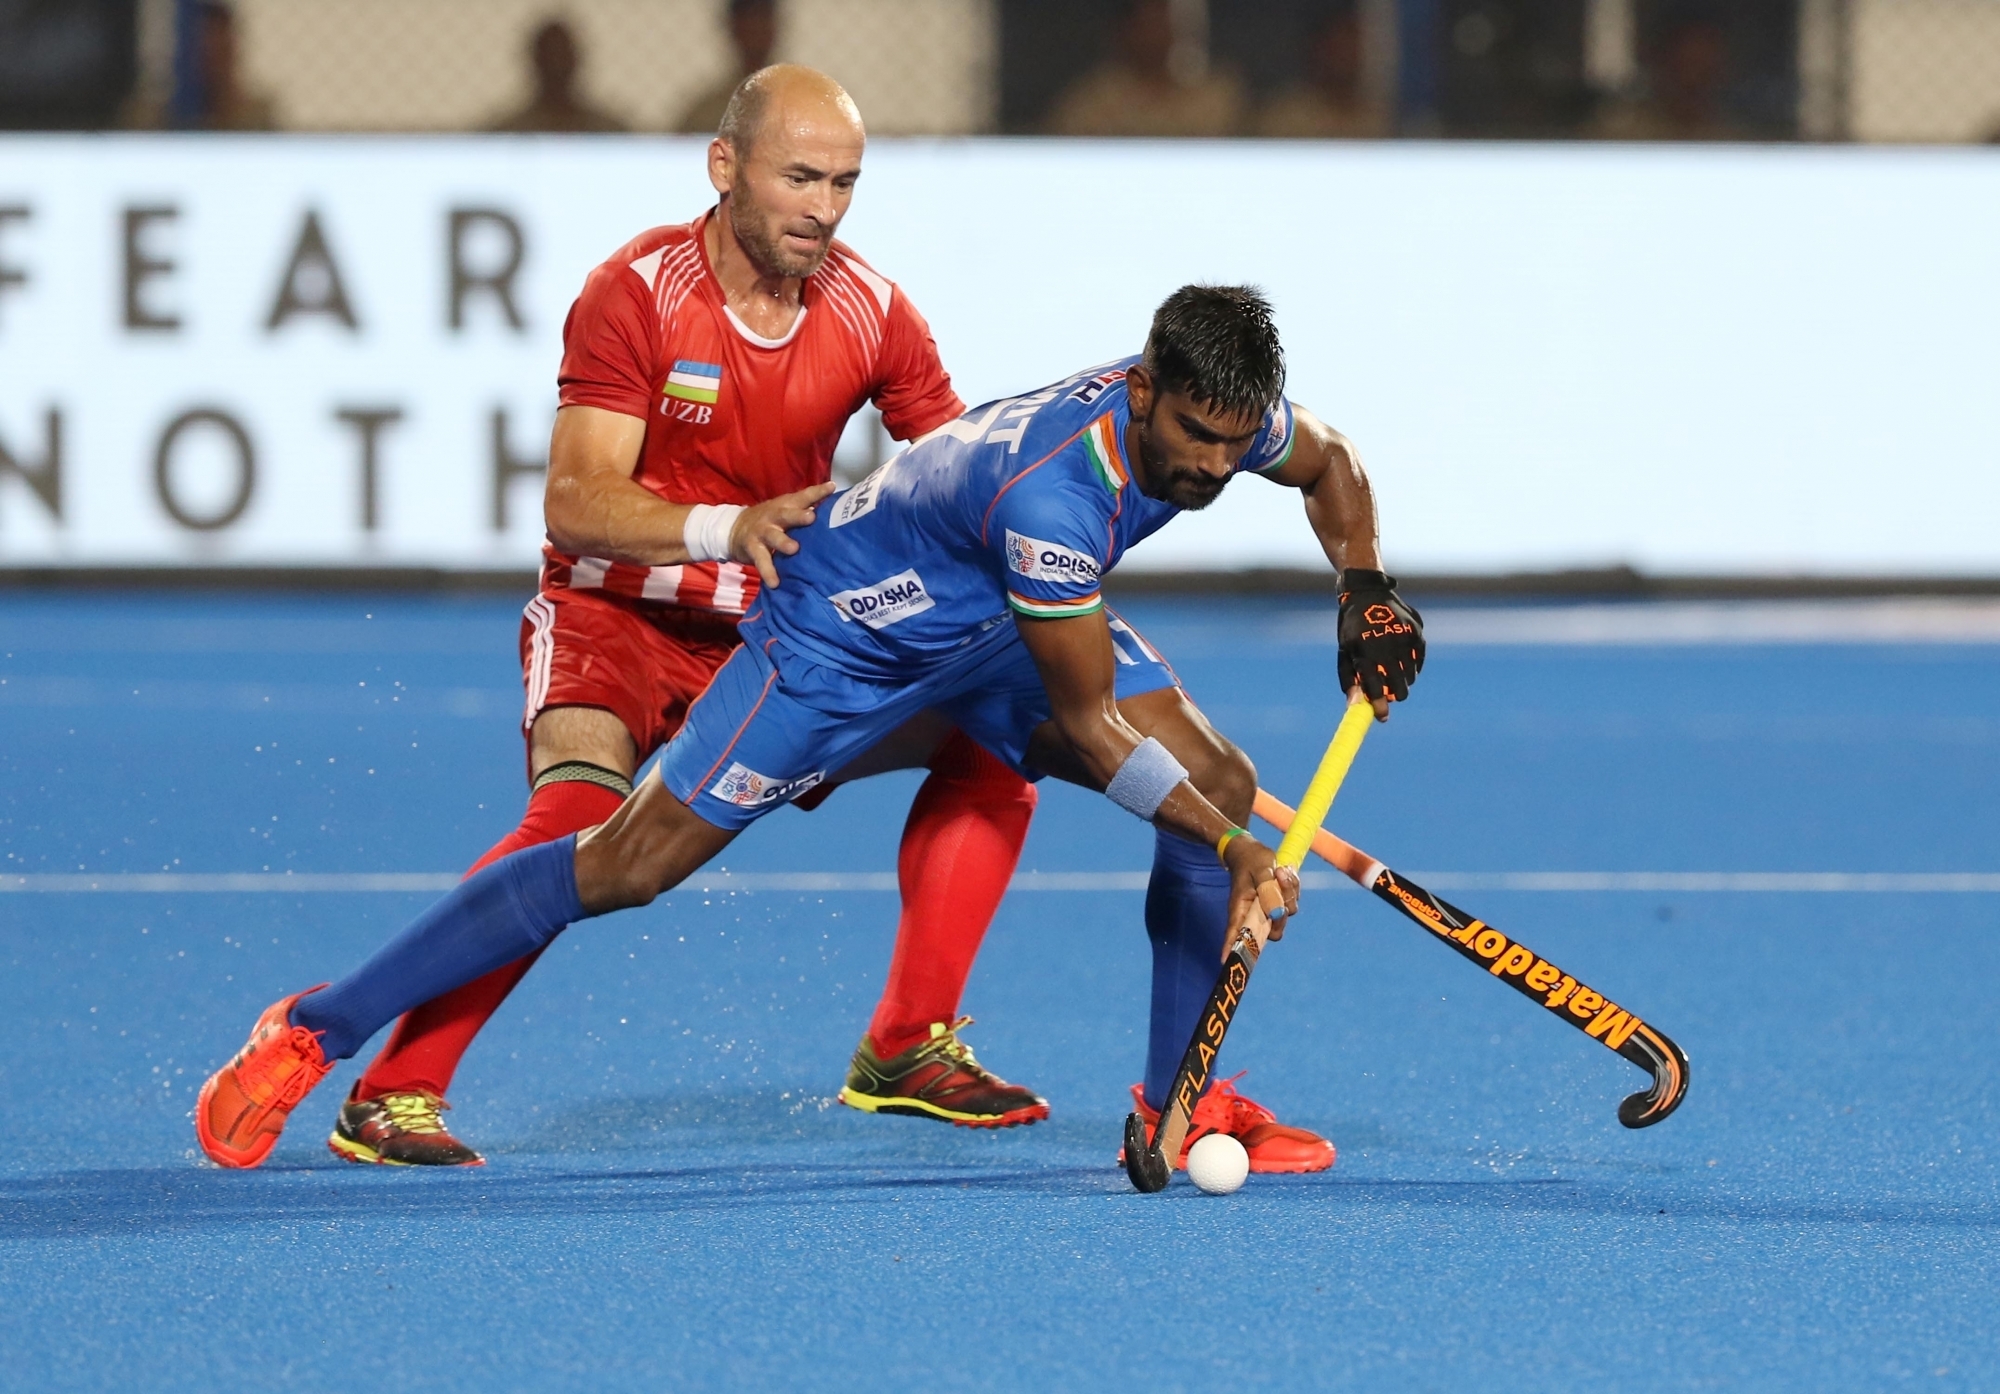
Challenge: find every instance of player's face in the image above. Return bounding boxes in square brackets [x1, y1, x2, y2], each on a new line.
[1127, 374, 1264, 512]
[721, 107, 865, 280]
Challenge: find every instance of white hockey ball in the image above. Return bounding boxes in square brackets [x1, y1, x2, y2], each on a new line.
[1187, 1133, 1249, 1195]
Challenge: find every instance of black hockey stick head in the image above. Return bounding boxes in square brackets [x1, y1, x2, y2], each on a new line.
[1123, 1111, 1170, 1192]
[1615, 1023, 1690, 1128]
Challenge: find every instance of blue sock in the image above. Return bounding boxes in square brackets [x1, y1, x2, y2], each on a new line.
[292, 836, 587, 1060]
[1142, 827, 1231, 1111]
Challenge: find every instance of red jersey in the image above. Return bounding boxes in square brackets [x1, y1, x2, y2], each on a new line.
[548, 211, 964, 615]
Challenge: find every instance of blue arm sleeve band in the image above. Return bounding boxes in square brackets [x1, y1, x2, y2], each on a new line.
[1104, 736, 1189, 821]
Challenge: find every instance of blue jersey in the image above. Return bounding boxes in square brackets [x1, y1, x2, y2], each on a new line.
[750, 357, 1297, 680]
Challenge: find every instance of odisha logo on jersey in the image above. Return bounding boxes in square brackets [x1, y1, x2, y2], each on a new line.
[1004, 531, 1101, 586]
[1263, 406, 1290, 458]
[830, 454, 902, 529]
[710, 762, 826, 808]
[828, 569, 935, 629]
[1068, 369, 1128, 406]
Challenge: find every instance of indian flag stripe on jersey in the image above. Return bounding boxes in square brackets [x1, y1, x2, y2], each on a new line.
[1081, 415, 1127, 493]
[664, 359, 722, 404]
[1007, 589, 1104, 619]
[1253, 400, 1297, 475]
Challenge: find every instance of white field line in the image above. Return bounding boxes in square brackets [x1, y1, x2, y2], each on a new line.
[4, 870, 2000, 894]
[1274, 599, 2000, 647]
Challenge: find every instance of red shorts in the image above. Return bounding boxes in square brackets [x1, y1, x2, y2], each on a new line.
[518, 588, 742, 760]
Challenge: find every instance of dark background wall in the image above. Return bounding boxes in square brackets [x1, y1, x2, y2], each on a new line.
[1633, 0, 1799, 136]
[998, 0, 1799, 139]
[999, 0, 1368, 134]
[0, 0, 139, 130]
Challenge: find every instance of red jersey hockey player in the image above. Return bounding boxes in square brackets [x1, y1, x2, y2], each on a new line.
[326, 66, 1046, 1166]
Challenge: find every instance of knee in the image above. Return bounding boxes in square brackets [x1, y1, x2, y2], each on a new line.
[605, 867, 662, 913]
[1189, 742, 1256, 823]
[581, 860, 659, 915]
[930, 738, 1039, 815]
[574, 824, 666, 914]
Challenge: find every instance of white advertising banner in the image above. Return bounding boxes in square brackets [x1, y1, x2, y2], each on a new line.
[1, 136, 1997, 576]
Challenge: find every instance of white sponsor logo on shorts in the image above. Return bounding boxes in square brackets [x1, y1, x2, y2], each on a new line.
[828, 569, 934, 629]
[1004, 531, 1101, 586]
[709, 762, 826, 808]
[829, 454, 902, 528]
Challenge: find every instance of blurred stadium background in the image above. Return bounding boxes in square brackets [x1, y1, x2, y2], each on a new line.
[3, 0, 1999, 586]
[7, 0, 2000, 142]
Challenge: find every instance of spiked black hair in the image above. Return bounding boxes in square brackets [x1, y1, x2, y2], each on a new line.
[1141, 285, 1286, 420]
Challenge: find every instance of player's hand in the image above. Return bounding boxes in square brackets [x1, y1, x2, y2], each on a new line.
[1221, 835, 1300, 955]
[731, 481, 839, 588]
[1336, 568, 1424, 719]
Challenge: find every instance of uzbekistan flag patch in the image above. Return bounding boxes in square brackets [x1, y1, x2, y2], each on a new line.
[663, 360, 722, 404]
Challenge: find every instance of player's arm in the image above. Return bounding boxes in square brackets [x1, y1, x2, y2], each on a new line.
[1262, 405, 1424, 714]
[1014, 610, 1297, 929]
[1264, 405, 1381, 574]
[542, 405, 834, 587]
[871, 280, 965, 442]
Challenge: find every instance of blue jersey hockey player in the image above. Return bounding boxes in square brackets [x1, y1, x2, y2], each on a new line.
[196, 285, 1426, 1173]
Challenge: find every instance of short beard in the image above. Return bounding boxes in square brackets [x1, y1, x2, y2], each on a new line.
[728, 179, 831, 280]
[1134, 424, 1228, 511]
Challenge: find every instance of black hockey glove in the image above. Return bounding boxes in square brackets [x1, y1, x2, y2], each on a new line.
[1337, 568, 1425, 704]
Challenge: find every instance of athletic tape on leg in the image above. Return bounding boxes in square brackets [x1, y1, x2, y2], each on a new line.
[531, 761, 634, 797]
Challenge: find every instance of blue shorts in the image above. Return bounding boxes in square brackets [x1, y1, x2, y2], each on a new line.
[657, 610, 1179, 830]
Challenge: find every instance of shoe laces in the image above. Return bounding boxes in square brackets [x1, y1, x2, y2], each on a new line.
[1192, 1072, 1276, 1134]
[376, 1092, 450, 1136]
[922, 1017, 992, 1078]
[237, 1025, 327, 1105]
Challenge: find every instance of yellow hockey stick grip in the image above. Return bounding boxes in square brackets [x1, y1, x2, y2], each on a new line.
[1273, 690, 1374, 872]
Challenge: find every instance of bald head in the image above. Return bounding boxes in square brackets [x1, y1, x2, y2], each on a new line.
[707, 64, 866, 281]
[717, 63, 864, 159]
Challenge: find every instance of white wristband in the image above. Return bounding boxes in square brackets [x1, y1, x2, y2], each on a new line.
[682, 504, 745, 563]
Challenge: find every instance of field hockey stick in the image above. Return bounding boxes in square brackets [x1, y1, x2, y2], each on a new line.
[1123, 690, 1376, 1194]
[1251, 790, 1690, 1129]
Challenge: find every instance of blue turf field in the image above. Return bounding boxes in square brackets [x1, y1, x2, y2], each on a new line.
[3, 593, 1998, 1391]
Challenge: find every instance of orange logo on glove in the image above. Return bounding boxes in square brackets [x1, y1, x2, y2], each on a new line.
[1359, 602, 1412, 642]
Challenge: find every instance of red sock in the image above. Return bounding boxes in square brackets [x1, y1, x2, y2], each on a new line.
[353, 777, 627, 1100]
[866, 731, 1037, 1058]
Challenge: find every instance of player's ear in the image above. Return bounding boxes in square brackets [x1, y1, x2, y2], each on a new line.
[1125, 364, 1153, 420]
[707, 138, 736, 195]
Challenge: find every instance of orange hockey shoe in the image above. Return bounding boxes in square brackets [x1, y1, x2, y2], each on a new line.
[195, 988, 334, 1169]
[1121, 1072, 1335, 1174]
